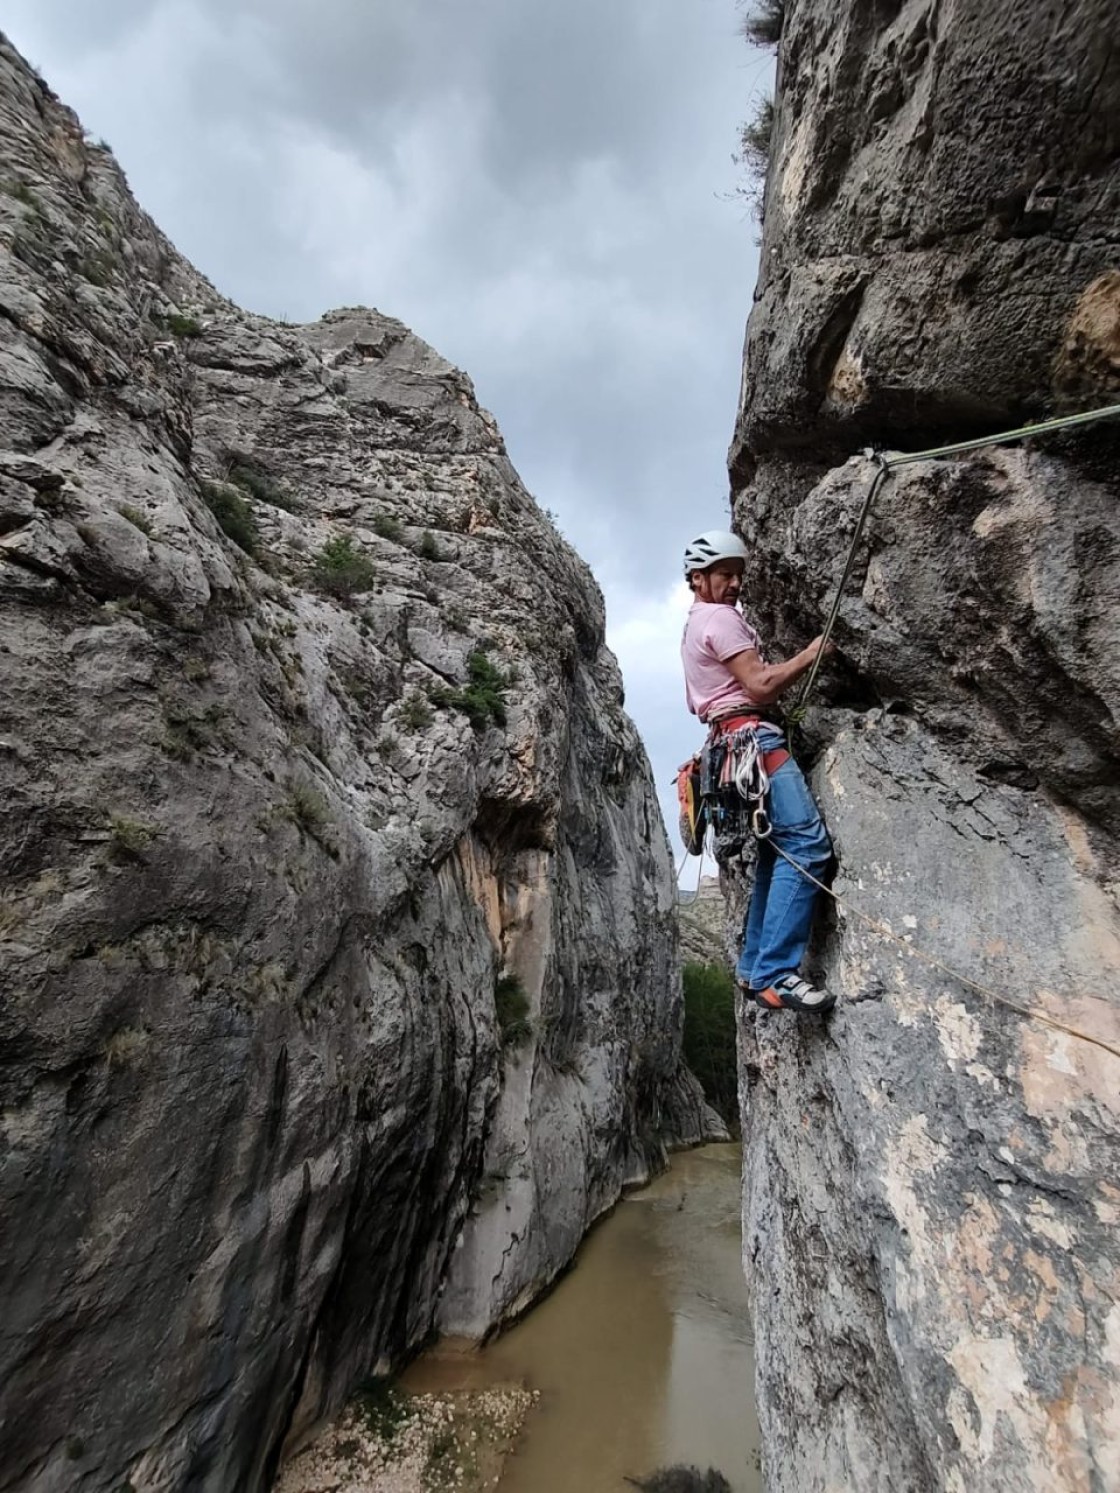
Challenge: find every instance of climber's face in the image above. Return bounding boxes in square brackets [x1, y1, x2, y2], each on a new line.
[692, 559, 744, 606]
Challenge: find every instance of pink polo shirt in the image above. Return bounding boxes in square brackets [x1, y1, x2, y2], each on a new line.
[681, 601, 769, 722]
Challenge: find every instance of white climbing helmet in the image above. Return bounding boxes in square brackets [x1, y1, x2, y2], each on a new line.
[682, 529, 749, 577]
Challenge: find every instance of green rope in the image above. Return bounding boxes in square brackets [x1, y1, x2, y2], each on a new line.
[791, 399, 1120, 716]
[880, 400, 1120, 470]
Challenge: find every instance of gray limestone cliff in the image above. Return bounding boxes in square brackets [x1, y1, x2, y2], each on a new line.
[732, 1, 1119, 1489]
[0, 38, 716, 1493]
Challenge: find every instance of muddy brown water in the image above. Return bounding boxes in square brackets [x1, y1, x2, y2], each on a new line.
[404, 1144, 761, 1493]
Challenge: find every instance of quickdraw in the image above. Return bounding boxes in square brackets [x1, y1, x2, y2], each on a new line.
[729, 726, 773, 839]
[704, 713, 791, 846]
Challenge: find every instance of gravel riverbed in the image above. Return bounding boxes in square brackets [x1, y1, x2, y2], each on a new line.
[274, 1384, 536, 1493]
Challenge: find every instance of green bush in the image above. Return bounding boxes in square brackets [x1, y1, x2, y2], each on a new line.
[738, 95, 775, 180]
[371, 512, 404, 541]
[78, 248, 117, 286]
[741, 0, 784, 47]
[164, 312, 202, 338]
[228, 461, 298, 512]
[310, 535, 375, 598]
[200, 481, 258, 555]
[494, 973, 532, 1047]
[399, 690, 433, 730]
[438, 649, 508, 730]
[107, 816, 156, 862]
[415, 529, 439, 560]
[285, 782, 339, 857]
[118, 503, 152, 536]
[682, 962, 738, 1131]
[286, 783, 328, 834]
[2, 180, 38, 207]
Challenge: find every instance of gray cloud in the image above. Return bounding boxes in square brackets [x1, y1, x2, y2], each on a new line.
[4, 0, 773, 853]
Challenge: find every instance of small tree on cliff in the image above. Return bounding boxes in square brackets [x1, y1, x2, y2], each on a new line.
[740, 0, 784, 48]
[734, 94, 775, 224]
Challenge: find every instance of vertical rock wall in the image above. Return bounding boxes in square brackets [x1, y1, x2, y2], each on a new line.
[0, 38, 715, 1493]
[732, 2, 1120, 1489]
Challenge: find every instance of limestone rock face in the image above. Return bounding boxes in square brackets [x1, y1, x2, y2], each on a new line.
[0, 38, 715, 1493]
[678, 877, 731, 967]
[731, 2, 1120, 1489]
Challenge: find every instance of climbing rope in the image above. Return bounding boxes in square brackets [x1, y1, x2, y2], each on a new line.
[675, 844, 706, 895]
[792, 399, 1120, 716]
[765, 839, 1120, 1062]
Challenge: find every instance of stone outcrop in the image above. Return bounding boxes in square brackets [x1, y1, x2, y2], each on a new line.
[0, 38, 716, 1493]
[731, 2, 1120, 1489]
[678, 877, 730, 967]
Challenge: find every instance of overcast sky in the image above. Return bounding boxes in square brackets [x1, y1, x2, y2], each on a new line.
[5, 0, 772, 867]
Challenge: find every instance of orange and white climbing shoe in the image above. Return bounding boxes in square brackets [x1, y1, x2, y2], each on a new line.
[753, 974, 836, 1014]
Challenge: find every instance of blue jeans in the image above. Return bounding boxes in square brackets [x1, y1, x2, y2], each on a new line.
[735, 731, 832, 991]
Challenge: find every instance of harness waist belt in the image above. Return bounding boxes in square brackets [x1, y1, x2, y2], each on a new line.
[708, 714, 790, 777]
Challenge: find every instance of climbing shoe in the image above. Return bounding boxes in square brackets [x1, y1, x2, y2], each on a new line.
[754, 974, 836, 1014]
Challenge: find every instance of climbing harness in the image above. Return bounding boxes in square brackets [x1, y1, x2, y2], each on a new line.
[765, 838, 1120, 1063]
[792, 399, 1120, 718]
[700, 713, 790, 848]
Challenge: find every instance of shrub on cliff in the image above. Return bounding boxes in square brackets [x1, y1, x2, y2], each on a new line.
[200, 481, 258, 555]
[494, 973, 532, 1046]
[430, 649, 509, 729]
[740, 0, 784, 47]
[734, 93, 775, 225]
[310, 535, 376, 598]
[162, 312, 203, 338]
[681, 962, 738, 1130]
[737, 95, 774, 180]
[228, 459, 298, 513]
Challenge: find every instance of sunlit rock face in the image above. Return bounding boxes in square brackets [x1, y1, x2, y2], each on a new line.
[730, 1, 1120, 1489]
[0, 36, 718, 1493]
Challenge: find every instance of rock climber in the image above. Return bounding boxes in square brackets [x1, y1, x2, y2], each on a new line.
[680, 529, 836, 1013]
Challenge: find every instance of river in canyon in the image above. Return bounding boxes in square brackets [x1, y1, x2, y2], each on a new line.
[404, 1142, 760, 1492]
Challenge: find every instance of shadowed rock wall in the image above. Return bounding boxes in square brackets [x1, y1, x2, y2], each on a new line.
[0, 38, 716, 1493]
[731, 2, 1119, 1489]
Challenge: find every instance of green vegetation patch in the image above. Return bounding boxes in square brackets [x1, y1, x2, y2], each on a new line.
[352, 1377, 409, 1443]
[431, 649, 509, 730]
[280, 783, 339, 861]
[310, 535, 375, 599]
[2, 179, 39, 208]
[741, 0, 784, 47]
[163, 312, 203, 338]
[371, 512, 404, 541]
[200, 481, 258, 556]
[78, 247, 117, 287]
[107, 816, 157, 863]
[399, 690, 433, 730]
[118, 503, 153, 536]
[681, 962, 738, 1131]
[494, 972, 532, 1047]
[228, 460, 299, 512]
[738, 94, 775, 180]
